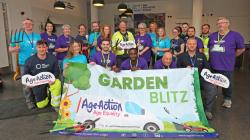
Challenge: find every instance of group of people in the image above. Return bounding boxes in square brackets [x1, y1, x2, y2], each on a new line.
[8, 16, 245, 120]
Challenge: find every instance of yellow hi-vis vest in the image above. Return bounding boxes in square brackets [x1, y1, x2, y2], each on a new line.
[199, 35, 210, 60]
[49, 79, 62, 108]
[111, 31, 135, 55]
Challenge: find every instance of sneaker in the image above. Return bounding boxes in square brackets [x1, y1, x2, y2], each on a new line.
[222, 99, 232, 108]
[205, 112, 213, 120]
[27, 102, 36, 109]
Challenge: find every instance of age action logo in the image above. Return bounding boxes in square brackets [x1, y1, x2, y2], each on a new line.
[22, 72, 55, 87]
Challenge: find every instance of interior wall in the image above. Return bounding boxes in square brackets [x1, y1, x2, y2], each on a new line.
[99, 0, 250, 43]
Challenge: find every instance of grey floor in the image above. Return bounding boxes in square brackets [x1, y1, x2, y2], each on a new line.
[0, 70, 250, 140]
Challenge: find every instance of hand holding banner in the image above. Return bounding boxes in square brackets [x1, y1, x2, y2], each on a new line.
[22, 72, 55, 87]
[201, 69, 230, 88]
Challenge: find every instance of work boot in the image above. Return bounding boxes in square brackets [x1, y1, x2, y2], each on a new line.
[222, 99, 232, 108]
[27, 102, 36, 109]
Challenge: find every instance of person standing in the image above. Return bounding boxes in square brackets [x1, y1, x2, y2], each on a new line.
[40, 21, 57, 55]
[112, 21, 135, 67]
[180, 22, 189, 41]
[208, 17, 245, 108]
[75, 24, 89, 58]
[9, 18, 41, 109]
[135, 22, 152, 66]
[171, 26, 185, 61]
[24, 40, 61, 110]
[148, 22, 158, 43]
[152, 27, 171, 65]
[200, 24, 211, 60]
[88, 21, 101, 59]
[55, 24, 73, 70]
[97, 24, 112, 51]
[186, 26, 204, 53]
[177, 38, 217, 120]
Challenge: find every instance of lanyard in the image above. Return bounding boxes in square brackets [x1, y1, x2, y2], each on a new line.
[120, 31, 128, 41]
[25, 32, 34, 49]
[217, 31, 229, 44]
[189, 55, 196, 67]
[101, 52, 110, 68]
[130, 59, 138, 68]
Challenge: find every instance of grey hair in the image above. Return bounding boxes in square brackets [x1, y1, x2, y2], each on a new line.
[62, 24, 71, 29]
[138, 22, 147, 28]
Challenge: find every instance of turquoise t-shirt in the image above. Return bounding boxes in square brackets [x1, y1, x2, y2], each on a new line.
[148, 32, 157, 43]
[152, 37, 171, 56]
[63, 54, 88, 69]
[88, 32, 101, 59]
[9, 32, 41, 65]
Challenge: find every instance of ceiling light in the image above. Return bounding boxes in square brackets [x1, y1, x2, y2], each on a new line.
[93, 0, 104, 7]
[118, 3, 127, 12]
[54, 1, 65, 10]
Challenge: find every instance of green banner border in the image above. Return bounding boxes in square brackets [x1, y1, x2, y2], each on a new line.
[193, 69, 209, 126]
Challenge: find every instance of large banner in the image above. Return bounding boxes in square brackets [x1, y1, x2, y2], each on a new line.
[51, 63, 218, 138]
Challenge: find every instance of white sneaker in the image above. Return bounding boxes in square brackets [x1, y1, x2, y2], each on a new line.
[222, 99, 232, 108]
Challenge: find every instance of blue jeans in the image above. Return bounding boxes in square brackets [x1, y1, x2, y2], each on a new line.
[212, 69, 233, 100]
[20, 65, 34, 103]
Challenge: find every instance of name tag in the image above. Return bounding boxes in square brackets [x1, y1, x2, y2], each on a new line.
[119, 41, 136, 50]
[211, 44, 225, 52]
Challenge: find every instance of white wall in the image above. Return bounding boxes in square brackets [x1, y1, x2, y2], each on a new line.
[98, 0, 250, 43]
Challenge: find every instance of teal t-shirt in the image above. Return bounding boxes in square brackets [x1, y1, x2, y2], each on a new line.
[63, 54, 88, 69]
[148, 32, 157, 43]
[88, 32, 101, 59]
[152, 37, 171, 56]
[9, 32, 41, 65]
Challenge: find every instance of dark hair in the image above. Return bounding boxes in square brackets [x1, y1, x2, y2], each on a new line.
[202, 24, 210, 29]
[129, 48, 138, 54]
[44, 21, 56, 33]
[101, 38, 111, 43]
[174, 26, 182, 33]
[182, 22, 189, 26]
[78, 24, 87, 29]
[188, 26, 196, 32]
[36, 39, 48, 46]
[24, 18, 33, 22]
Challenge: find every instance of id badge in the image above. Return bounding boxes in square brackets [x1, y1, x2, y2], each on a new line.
[212, 44, 225, 52]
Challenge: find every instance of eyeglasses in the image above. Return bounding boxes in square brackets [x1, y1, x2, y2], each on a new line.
[217, 22, 228, 25]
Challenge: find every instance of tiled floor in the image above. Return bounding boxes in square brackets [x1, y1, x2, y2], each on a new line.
[0, 70, 249, 140]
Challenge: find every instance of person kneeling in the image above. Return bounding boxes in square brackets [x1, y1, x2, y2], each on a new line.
[154, 51, 176, 69]
[24, 40, 61, 111]
[90, 38, 119, 72]
[177, 38, 217, 120]
[121, 48, 148, 71]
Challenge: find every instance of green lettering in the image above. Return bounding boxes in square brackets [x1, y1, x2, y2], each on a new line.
[98, 73, 110, 86]
[155, 76, 168, 89]
[134, 77, 144, 90]
[159, 92, 166, 103]
[150, 92, 158, 103]
[171, 91, 178, 103]
[111, 77, 122, 89]
[122, 77, 132, 89]
[180, 91, 188, 103]
[146, 77, 155, 89]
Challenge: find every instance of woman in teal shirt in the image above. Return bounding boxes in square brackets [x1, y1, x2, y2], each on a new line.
[152, 27, 171, 64]
[63, 39, 88, 70]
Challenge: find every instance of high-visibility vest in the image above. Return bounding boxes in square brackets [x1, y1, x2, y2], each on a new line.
[111, 31, 135, 55]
